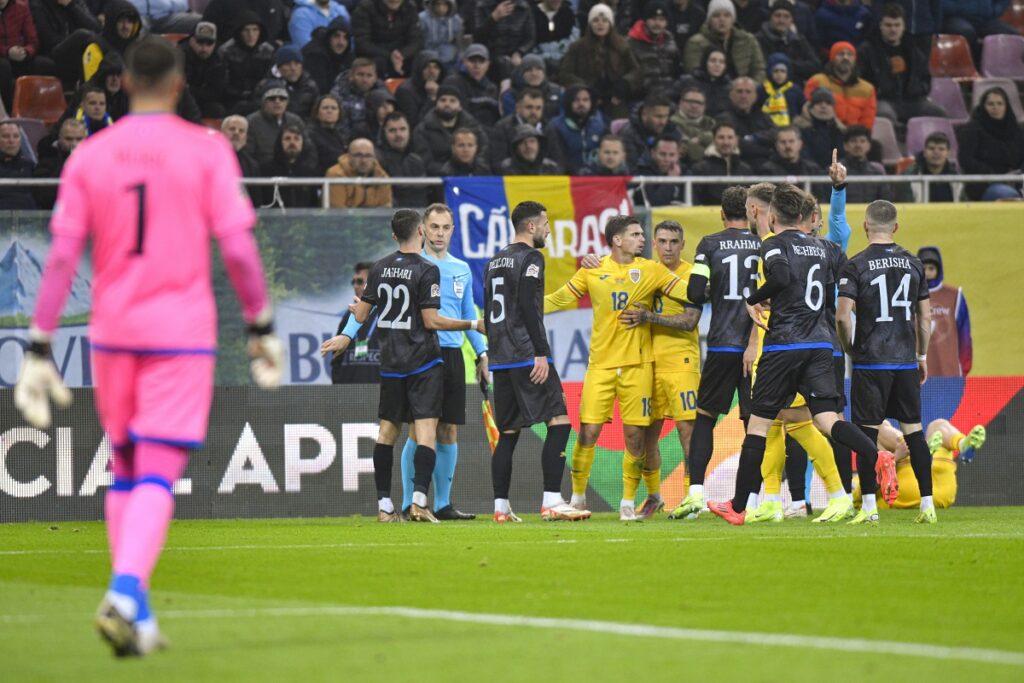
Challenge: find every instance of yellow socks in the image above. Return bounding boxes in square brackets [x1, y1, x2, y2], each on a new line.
[761, 421, 785, 495]
[571, 443, 596, 495]
[951, 433, 965, 452]
[623, 450, 643, 501]
[642, 466, 661, 497]
[788, 420, 844, 494]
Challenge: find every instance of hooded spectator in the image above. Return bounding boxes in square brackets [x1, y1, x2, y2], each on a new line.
[376, 111, 429, 206]
[439, 126, 491, 175]
[674, 45, 731, 117]
[544, 84, 607, 174]
[246, 79, 307, 166]
[531, 0, 578, 72]
[815, 0, 873, 49]
[618, 92, 682, 169]
[351, 89, 396, 141]
[803, 40, 876, 129]
[273, 45, 319, 118]
[330, 57, 388, 129]
[499, 53, 561, 121]
[916, 245, 973, 377]
[411, 84, 489, 173]
[352, 0, 423, 78]
[86, 52, 127, 118]
[289, 0, 350, 50]
[627, 1, 679, 94]
[202, 0, 287, 44]
[683, 0, 766, 82]
[499, 124, 561, 175]
[441, 43, 501, 127]
[29, 0, 102, 86]
[419, 0, 462, 73]
[307, 93, 350, 174]
[758, 52, 804, 126]
[218, 11, 275, 114]
[559, 3, 640, 119]
[395, 50, 444, 124]
[957, 86, 1024, 200]
[474, 0, 535, 79]
[326, 136, 393, 207]
[302, 14, 355, 94]
[261, 122, 321, 208]
[670, 86, 715, 164]
[580, 132, 629, 175]
[794, 87, 845, 169]
[754, 0, 819, 83]
[82, 0, 139, 82]
[181, 21, 228, 118]
[688, 121, 753, 205]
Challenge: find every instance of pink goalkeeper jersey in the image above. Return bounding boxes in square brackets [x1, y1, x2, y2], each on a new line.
[50, 114, 256, 351]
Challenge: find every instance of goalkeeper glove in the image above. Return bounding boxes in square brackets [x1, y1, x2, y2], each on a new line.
[14, 329, 72, 428]
[247, 309, 284, 389]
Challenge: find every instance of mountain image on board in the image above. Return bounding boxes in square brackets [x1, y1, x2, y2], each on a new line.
[0, 239, 91, 323]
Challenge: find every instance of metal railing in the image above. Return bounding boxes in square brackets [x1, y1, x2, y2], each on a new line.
[3, 174, 1022, 209]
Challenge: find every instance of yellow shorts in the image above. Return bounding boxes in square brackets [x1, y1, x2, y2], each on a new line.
[651, 370, 700, 422]
[580, 364, 653, 427]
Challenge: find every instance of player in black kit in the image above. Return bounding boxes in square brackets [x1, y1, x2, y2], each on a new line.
[484, 201, 590, 523]
[837, 200, 933, 525]
[739, 184, 881, 523]
[669, 186, 761, 520]
[321, 209, 485, 523]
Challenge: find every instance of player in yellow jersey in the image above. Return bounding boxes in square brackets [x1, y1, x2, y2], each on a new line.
[545, 215, 685, 520]
[618, 221, 702, 519]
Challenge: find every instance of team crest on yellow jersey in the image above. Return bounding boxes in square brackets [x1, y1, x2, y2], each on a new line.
[629, 268, 641, 283]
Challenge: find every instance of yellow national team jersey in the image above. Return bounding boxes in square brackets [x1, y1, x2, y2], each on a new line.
[545, 256, 680, 370]
[651, 260, 700, 372]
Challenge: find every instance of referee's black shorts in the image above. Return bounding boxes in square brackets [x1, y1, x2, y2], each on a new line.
[851, 367, 922, 425]
[493, 362, 567, 431]
[697, 350, 752, 419]
[379, 363, 444, 424]
[439, 346, 467, 425]
[751, 347, 838, 419]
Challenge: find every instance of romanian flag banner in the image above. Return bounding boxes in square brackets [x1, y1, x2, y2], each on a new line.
[444, 176, 633, 308]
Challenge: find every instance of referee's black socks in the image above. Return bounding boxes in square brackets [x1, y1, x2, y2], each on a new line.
[491, 431, 520, 500]
[541, 424, 572, 494]
[904, 430, 933, 497]
[413, 445, 437, 494]
[689, 412, 716, 486]
[373, 442, 394, 500]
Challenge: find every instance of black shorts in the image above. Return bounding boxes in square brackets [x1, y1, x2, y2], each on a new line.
[834, 352, 847, 411]
[851, 368, 922, 425]
[378, 363, 444, 424]
[440, 347, 466, 425]
[752, 347, 838, 419]
[493, 364, 567, 431]
[697, 351, 752, 419]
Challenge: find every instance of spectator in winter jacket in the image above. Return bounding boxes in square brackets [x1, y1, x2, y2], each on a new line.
[128, 0, 199, 34]
[500, 53, 561, 121]
[896, 131, 965, 203]
[579, 133, 629, 175]
[683, 0, 766, 83]
[957, 86, 1024, 200]
[671, 86, 715, 164]
[666, 0, 705, 51]
[804, 41, 876, 129]
[633, 135, 685, 205]
[577, 0, 632, 36]
[440, 126, 491, 175]
[307, 93, 350, 174]
[500, 124, 561, 175]
[474, 0, 535, 79]
[395, 50, 444, 125]
[351, 89, 396, 141]
[203, 0, 287, 45]
[917, 245, 973, 377]
[815, 0, 872, 53]
[0, 120, 35, 209]
[302, 15, 354, 94]
[222, 115, 261, 181]
[841, 124, 891, 202]
[732, 0, 765, 34]
[544, 84, 607, 174]
[419, 0, 462, 73]
[72, 84, 111, 135]
[758, 52, 804, 127]
[218, 11, 275, 115]
[182, 21, 228, 118]
[412, 85, 488, 173]
[618, 92, 682, 169]
[352, 0, 422, 78]
[327, 136, 393, 207]
[491, 87, 557, 169]
[754, 0, 819, 84]
[940, 0, 1020, 58]
[674, 45, 731, 117]
[558, 3, 639, 120]
[330, 57, 388, 129]
[261, 122, 321, 208]
[273, 45, 319, 119]
[871, 0, 942, 58]
[82, 0, 139, 82]
[246, 79, 307, 167]
[377, 111, 428, 206]
[688, 121, 753, 205]
[29, 0, 101, 86]
[724, 76, 775, 164]
[441, 43, 501, 127]
[32, 118, 85, 209]
[627, 1, 679, 95]
[794, 87, 845, 169]
[758, 125, 827, 198]
[0, 0, 56, 111]
[289, 0, 350, 50]
[858, 3, 945, 123]
[531, 0, 577, 73]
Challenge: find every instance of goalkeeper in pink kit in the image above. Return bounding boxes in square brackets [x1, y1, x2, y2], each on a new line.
[14, 36, 283, 657]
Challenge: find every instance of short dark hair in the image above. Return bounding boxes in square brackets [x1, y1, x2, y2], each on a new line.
[799, 191, 817, 222]
[124, 35, 184, 91]
[680, 86, 705, 100]
[604, 214, 640, 246]
[423, 203, 453, 223]
[310, 93, 342, 121]
[280, 122, 304, 138]
[776, 124, 801, 140]
[391, 208, 422, 242]
[351, 57, 376, 71]
[843, 125, 871, 143]
[452, 127, 478, 143]
[747, 182, 776, 206]
[354, 261, 374, 273]
[383, 111, 408, 126]
[599, 133, 624, 147]
[880, 2, 905, 19]
[769, 183, 805, 226]
[642, 93, 672, 111]
[653, 220, 683, 237]
[722, 186, 748, 220]
[517, 87, 544, 103]
[713, 120, 737, 136]
[511, 201, 546, 233]
[79, 84, 106, 99]
[924, 131, 950, 148]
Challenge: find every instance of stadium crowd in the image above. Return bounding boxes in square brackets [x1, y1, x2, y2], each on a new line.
[0, 0, 1023, 209]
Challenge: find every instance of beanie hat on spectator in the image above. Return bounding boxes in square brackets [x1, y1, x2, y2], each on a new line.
[588, 3, 614, 26]
[706, 0, 736, 19]
[261, 79, 290, 100]
[769, 0, 794, 18]
[275, 45, 303, 66]
[512, 124, 544, 144]
[767, 52, 791, 78]
[810, 87, 835, 106]
[521, 54, 545, 72]
[437, 84, 463, 102]
[643, 1, 669, 20]
[829, 41, 856, 61]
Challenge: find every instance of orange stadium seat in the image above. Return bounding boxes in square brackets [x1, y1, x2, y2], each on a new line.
[385, 78, 404, 94]
[930, 34, 980, 80]
[11, 76, 66, 125]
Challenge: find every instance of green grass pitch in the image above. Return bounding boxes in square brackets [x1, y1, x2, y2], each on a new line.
[3, 508, 1024, 682]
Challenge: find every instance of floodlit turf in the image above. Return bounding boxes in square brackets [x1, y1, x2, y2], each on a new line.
[3, 508, 1024, 682]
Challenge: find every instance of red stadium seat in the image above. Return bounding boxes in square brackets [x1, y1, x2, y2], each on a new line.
[930, 34, 980, 80]
[11, 76, 67, 125]
[906, 116, 959, 159]
[1000, 0, 1024, 34]
[385, 78, 404, 94]
[971, 77, 1024, 122]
